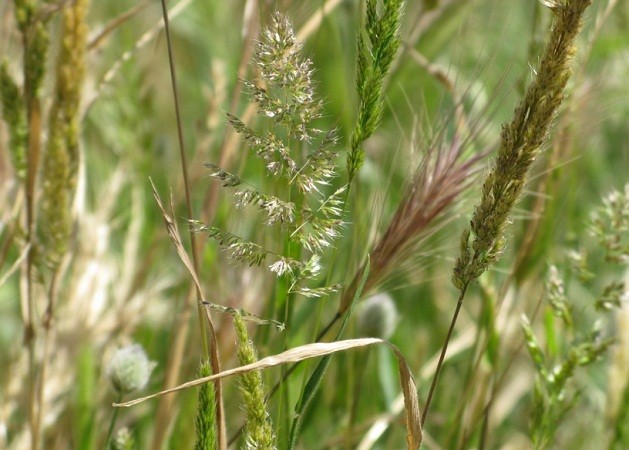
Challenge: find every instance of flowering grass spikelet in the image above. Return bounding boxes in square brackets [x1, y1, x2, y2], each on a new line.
[520, 184, 628, 448]
[194, 360, 217, 450]
[348, 0, 405, 182]
[201, 12, 345, 300]
[423, 0, 596, 428]
[452, 0, 594, 290]
[39, 0, 89, 267]
[0, 63, 27, 179]
[590, 183, 629, 264]
[234, 312, 277, 450]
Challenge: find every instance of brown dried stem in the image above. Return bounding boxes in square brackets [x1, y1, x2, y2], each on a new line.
[157, 0, 225, 448]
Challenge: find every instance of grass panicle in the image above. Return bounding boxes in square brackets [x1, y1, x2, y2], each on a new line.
[0, 63, 28, 179]
[590, 183, 629, 264]
[3, 2, 88, 448]
[524, 313, 614, 450]
[253, 13, 323, 143]
[35, 3, 89, 448]
[522, 293, 612, 449]
[341, 132, 485, 313]
[348, 0, 405, 182]
[453, 0, 593, 290]
[201, 12, 344, 299]
[39, 0, 88, 266]
[234, 312, 277, 450]
[424, 0, 594, 426]
[194, 360, 218, 450]
[522, 184, 629, 449]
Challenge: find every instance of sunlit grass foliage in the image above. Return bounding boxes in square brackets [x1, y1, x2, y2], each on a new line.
[1, 1, 628, 449]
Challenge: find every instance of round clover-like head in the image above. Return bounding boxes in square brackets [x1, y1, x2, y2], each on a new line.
[356, 292, 399, 340]
[107, 344, 156, 395]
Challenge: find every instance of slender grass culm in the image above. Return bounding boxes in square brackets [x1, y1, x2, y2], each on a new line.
[158, 1, 226, 448]
[1, 0, 49, 446]
[423, 0, 594, 426]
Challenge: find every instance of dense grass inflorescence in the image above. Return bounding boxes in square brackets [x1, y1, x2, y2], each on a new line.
[0, 1, 628, 449]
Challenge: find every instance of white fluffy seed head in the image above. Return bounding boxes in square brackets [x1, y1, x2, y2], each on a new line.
[106, 343, 156, 395]
[356, 292, 399, 340]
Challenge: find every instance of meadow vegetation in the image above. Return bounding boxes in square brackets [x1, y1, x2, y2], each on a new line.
[1, 0, 628, 449]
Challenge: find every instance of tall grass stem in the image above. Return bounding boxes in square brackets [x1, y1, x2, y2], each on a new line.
[158, 0, 225, 447]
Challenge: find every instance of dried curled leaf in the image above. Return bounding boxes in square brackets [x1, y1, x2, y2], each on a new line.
[114, 338, 423, 449]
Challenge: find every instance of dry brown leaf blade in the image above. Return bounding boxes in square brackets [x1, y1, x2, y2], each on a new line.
[150, 179, 204, 295]
[395, 346, 423, 449]
[114, 337, 423, 449]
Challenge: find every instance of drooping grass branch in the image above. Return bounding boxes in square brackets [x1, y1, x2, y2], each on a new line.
[115, 336, 423, 450]
[422, 0, 594, 426]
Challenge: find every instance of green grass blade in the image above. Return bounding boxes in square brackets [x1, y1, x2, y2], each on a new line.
[287, 257, 371, 450]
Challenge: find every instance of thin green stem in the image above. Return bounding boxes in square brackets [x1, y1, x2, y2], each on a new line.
[105, 393, 122, 449]
[290, 183, 352, 436]
[309, 184, 352, 342]
[158, 0, 207, 357]
[33, 270, 61, 450]
[422, 282, 469, 426]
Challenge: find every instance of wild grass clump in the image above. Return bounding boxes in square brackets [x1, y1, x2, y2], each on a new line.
[523, 183, 628, 449]
[1, 1, 628, 449]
